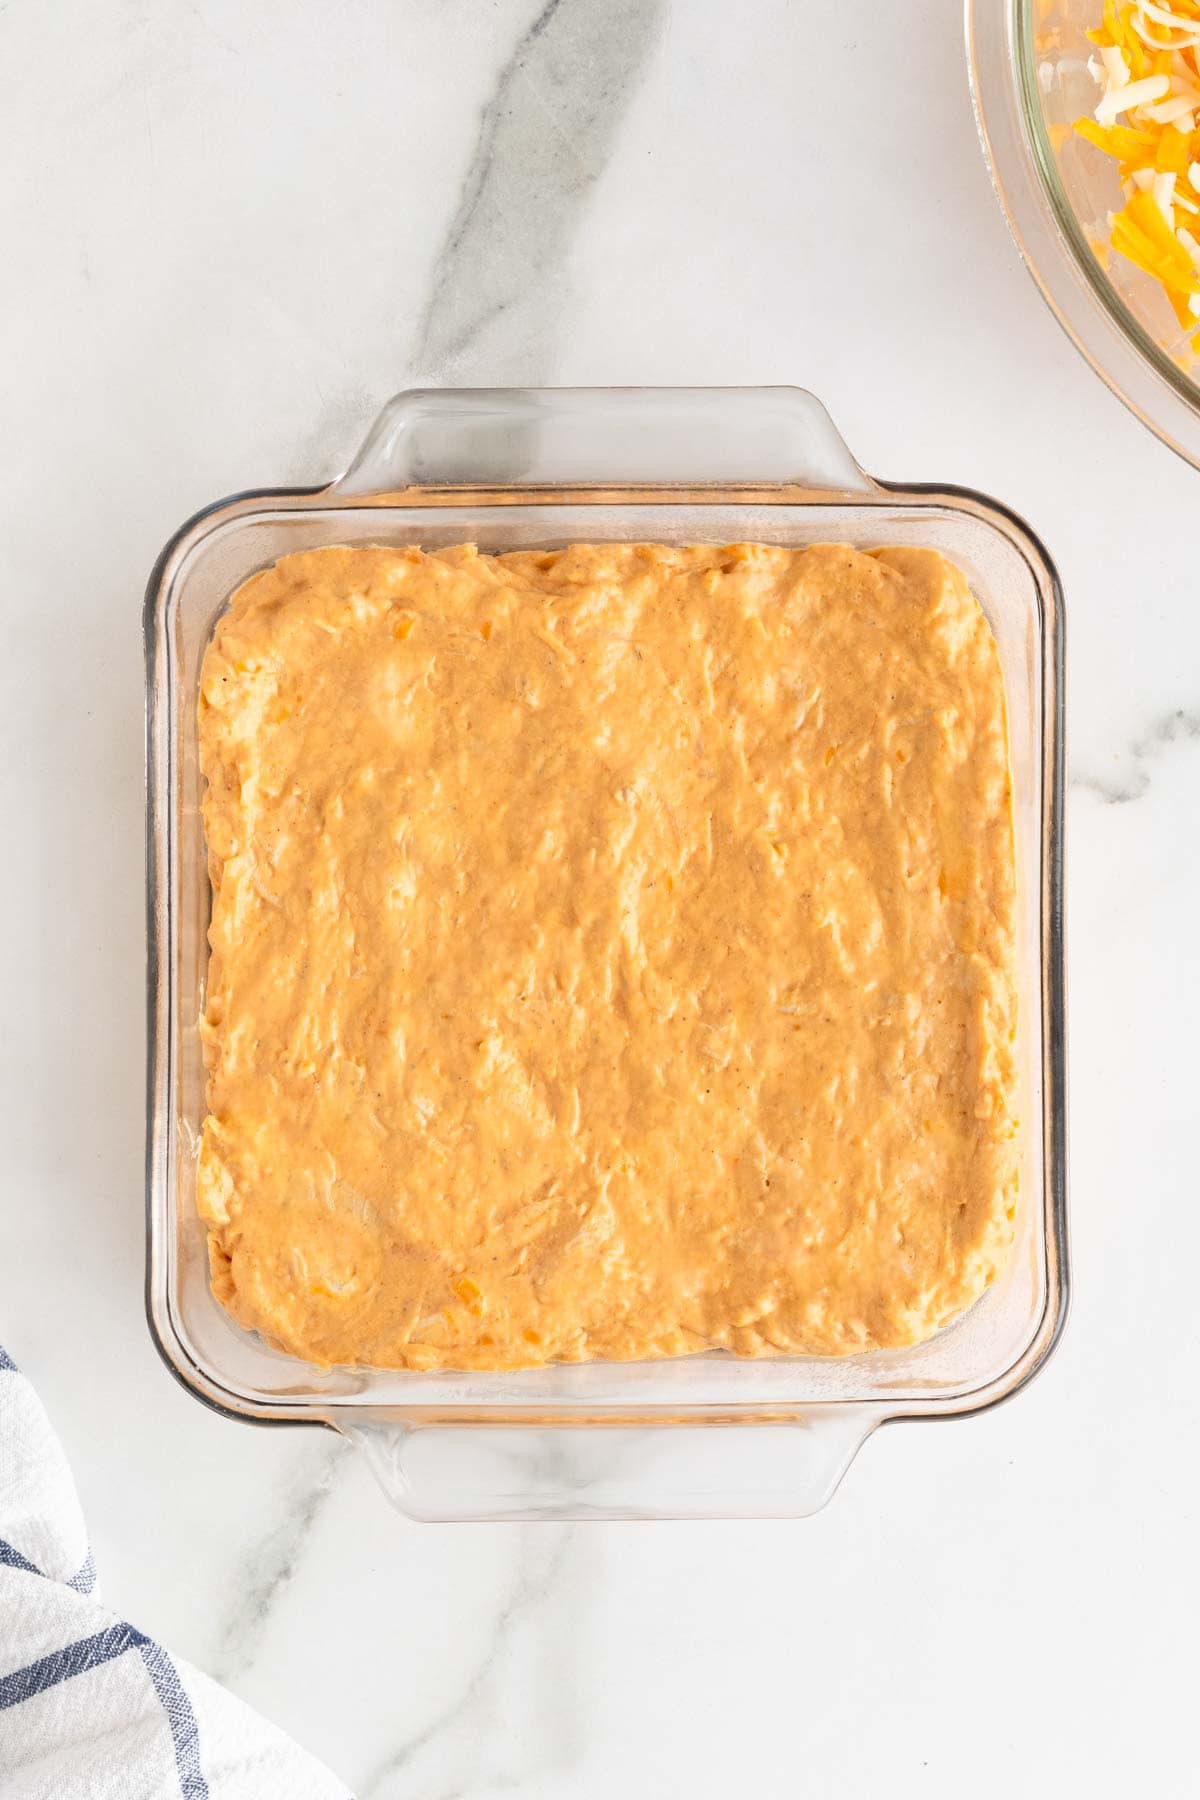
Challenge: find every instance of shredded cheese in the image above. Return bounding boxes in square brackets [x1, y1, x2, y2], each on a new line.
[1072, 1, 1200, 347]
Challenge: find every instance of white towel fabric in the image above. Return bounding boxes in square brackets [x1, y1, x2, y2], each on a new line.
[0, 1346, 351, 1799]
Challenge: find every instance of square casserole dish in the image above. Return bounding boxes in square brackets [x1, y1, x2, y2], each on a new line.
[145, 386, 1068, 1521]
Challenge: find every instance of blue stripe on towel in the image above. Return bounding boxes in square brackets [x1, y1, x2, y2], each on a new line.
[0, 1538, 97, 1594]
[67, 1550, 97, 1595]
[0, 1623, 140, 1709]
[0, 1539, 42, 1579]
[0, 1625, 209, 1798]
[0, 1345, 208, 1798]
[138, 1641, 209, 1799]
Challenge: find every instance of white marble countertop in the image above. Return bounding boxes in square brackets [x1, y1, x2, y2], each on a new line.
[3, 1, 1199, 1793]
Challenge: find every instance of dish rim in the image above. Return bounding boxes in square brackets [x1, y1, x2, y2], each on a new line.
[144, 390, 1069, 1441]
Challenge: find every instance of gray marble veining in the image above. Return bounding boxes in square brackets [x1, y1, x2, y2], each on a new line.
[1071, 705, 1200, 804]
[212, 1439, 348, 1685]
[361, 1527, 585, 1799]
[412, 0, 665, 383]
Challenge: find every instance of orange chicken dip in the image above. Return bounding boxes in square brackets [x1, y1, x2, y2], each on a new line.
[197, 541, 1018, 1371]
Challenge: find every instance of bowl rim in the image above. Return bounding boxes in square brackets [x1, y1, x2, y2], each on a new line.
[966, 0, 1200, 470]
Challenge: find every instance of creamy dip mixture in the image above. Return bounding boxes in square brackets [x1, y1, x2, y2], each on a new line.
[197, 541, 1018, 1371]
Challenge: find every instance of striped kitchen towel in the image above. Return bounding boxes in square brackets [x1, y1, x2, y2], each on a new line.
[0, 1345, 350, 1799]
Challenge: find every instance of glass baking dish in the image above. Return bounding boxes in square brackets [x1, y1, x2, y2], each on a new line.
[144, 387, 1068, 1521]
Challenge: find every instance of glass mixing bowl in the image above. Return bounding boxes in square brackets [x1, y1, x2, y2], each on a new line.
[967, 0, 1200, 469]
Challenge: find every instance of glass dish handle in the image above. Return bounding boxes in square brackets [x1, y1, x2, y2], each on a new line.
[340, 1414, 879, 1523]
[332, 386, 878, 496]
